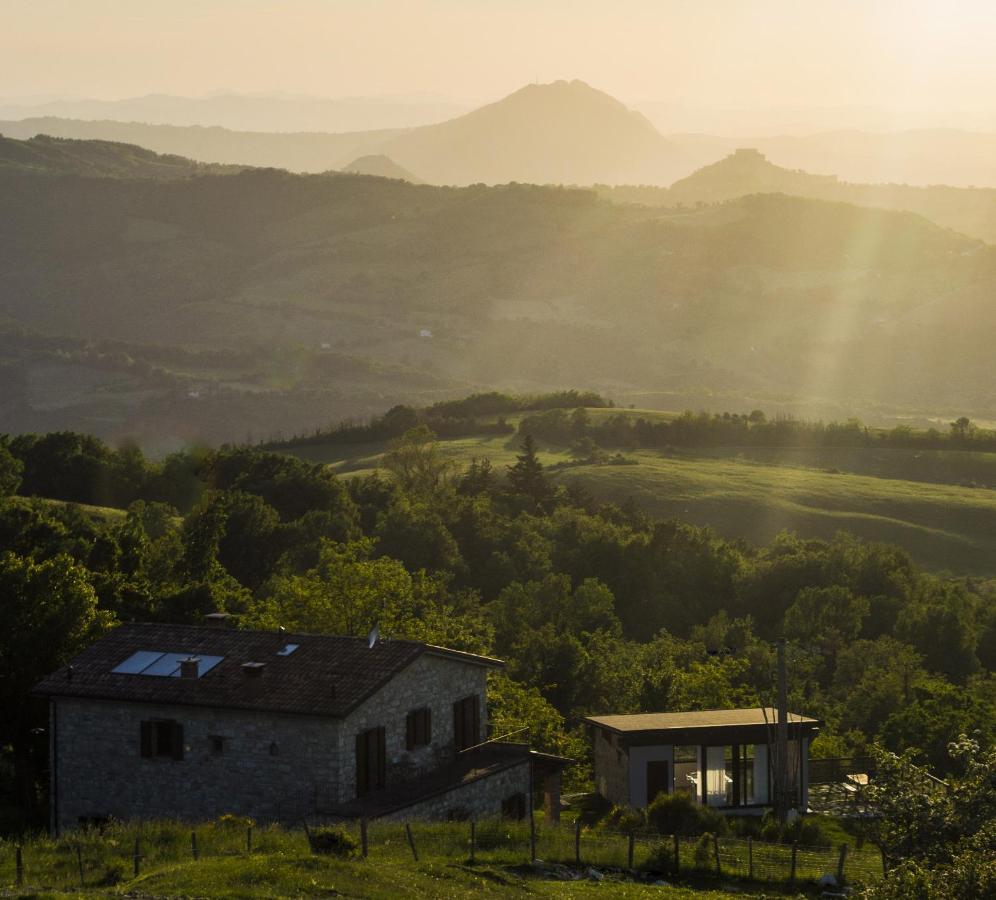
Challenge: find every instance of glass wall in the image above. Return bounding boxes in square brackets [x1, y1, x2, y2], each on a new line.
[672, 745, 700, 799]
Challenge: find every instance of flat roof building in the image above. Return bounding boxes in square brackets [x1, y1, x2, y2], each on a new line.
[585, 707, 820, 813]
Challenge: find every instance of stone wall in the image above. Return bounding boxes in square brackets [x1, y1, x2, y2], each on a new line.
[592, 727, 629, 806]
[339, 653, 488, 801]
[49, 652, 491, 833]
[51, 697, 340, 833]
[379, 761, 531, 822]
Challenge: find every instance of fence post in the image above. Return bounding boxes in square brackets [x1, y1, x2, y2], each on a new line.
[302, 818, 314, 854]
[837, 842, 848, 884]
[360, 817, 368, 859]
[246, 825, 253, 854]
[713, 833, 721, 876]
[747, 836, 753, 880]
[529, 813, 536, 863]
[191, 830, 199, 860]
[672, 834, 680, 874]
[76, 844, 85, 887]
[15, 845, 23, 886]
[790, 840, 798, 885]
[405, 823, 419, 862]
[628, 832, 635, 869]
[133, 836, 141, 878]
[469, 820, 476, 864]
[574, 818, 582, 866]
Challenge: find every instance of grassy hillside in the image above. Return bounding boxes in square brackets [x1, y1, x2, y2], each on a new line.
[2, 158, 994, 447]
[282, 415, 996, 577]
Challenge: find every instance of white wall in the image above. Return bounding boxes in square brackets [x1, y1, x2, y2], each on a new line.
[627, 744, 673, 808]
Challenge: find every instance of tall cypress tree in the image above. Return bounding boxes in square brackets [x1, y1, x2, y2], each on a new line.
[507, 434, 553, 510]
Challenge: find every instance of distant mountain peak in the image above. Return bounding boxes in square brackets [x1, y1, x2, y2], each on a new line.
[342, 154, 422, 183]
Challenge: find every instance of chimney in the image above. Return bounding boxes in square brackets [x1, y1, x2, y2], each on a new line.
[179, 657, 201, 679]
[205, 612, 234, 628]
[241, 662, 266, 678]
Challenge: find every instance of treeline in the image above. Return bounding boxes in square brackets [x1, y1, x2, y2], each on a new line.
[266, 390, 611, 448]
[518, 407, 996, 453]
[2, 419, 995, 833]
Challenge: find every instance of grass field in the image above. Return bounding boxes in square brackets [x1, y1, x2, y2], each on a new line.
[0, 817, 874, 898]
[282, 413, 996, 577]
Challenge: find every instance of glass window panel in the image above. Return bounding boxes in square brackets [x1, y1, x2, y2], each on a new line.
[112, 650, 164, 674]
[706, 746, 729, 806]
[673, 745, 699, 799]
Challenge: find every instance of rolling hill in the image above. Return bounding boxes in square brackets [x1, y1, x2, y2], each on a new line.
[276, 409, 996, 578]
[601, 148, 996, 244]
[1, 154, 994, 446]
[0, 133, 238, 179]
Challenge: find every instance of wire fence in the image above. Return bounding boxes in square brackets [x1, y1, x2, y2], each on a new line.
[0, 817, 885, 892]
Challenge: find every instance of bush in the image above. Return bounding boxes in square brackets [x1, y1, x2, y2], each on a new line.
[309, 826, 358, 857]
[693, 833, 715, 870]
[600, 804, 646, 834]
[645, 793, 727, 837]
[751, 810, 829, 847]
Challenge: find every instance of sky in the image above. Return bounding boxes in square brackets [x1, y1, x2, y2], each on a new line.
[3, 0, 996, 120]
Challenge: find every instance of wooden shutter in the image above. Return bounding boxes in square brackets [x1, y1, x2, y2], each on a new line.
[375, 727, 386, 790]
[140, 721, 153, 758]
[423, 708, 432, 745]
[406, 712, 415, 751]
[172, 722, 184, 761]
[356, 732, 369, 797]
[471, 695, 480, 746]
[453, 699, 464, 751]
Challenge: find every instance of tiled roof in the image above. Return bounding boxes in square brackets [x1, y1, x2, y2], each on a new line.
[585, 707, 820, 734]
[34, 622, 503, 718]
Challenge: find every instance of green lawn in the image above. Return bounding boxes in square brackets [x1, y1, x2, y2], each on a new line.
[0, 819, 831, 899]
[282, 424, 996, 576]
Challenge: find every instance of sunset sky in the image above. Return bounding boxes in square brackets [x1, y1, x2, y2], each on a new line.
[4, 0, 996, 120]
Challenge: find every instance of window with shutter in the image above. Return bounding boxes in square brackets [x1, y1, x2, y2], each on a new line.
[406, 708, 432, 750]
[141, 719, 184, 760]
[453, 695, 480, 752]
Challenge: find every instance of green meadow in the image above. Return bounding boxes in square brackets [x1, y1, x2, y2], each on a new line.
[283, 413, 996, 577]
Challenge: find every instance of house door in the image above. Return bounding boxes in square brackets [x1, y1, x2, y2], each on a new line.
[646, 761, 670, 804]
[355, 726, 386, 797]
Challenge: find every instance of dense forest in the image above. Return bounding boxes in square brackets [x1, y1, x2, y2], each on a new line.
[3, 410, 995, 841]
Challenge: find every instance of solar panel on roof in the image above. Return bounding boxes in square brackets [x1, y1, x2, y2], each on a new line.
[111, 650, 224, 678]
[276, 644, 299, 656]
[112, 650, 164, 674]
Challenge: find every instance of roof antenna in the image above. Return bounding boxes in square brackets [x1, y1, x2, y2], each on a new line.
[367, 624, 380, 650]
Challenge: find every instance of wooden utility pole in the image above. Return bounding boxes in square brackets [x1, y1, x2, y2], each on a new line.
[776, 638, 790, 821]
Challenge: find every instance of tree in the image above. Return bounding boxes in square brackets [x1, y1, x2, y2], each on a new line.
[506, 434, 553, 510]
[381, 425, 453, 496]
[784, 585, 870, 672]
[0, 552, 113, 825]
[0, 443, 23, 496]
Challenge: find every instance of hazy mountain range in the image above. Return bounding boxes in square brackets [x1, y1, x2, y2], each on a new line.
[0, 92, 472, 133]
[1, 138, 993, 447]
[5, 80, 996, 188]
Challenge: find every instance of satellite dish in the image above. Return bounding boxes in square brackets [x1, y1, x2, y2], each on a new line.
[367, 625, 380, 649]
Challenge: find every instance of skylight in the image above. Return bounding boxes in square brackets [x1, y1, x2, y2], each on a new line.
[276, 643, 299, 656]
[112, 651, 224, 678]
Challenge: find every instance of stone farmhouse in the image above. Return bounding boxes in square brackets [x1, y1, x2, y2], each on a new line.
[35, 621, 569, 834]
[585, 708, 820, 813]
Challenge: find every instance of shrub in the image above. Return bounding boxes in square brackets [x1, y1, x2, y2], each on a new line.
[693, 833, 715, 870]
[309, 826, 358, 857]
[600, 804, 646, 834]
[645, 793, 727, 837]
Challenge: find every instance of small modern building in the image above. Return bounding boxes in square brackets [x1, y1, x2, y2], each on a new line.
[35, 621, 568, 834]
[585, 708, 820, 813]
